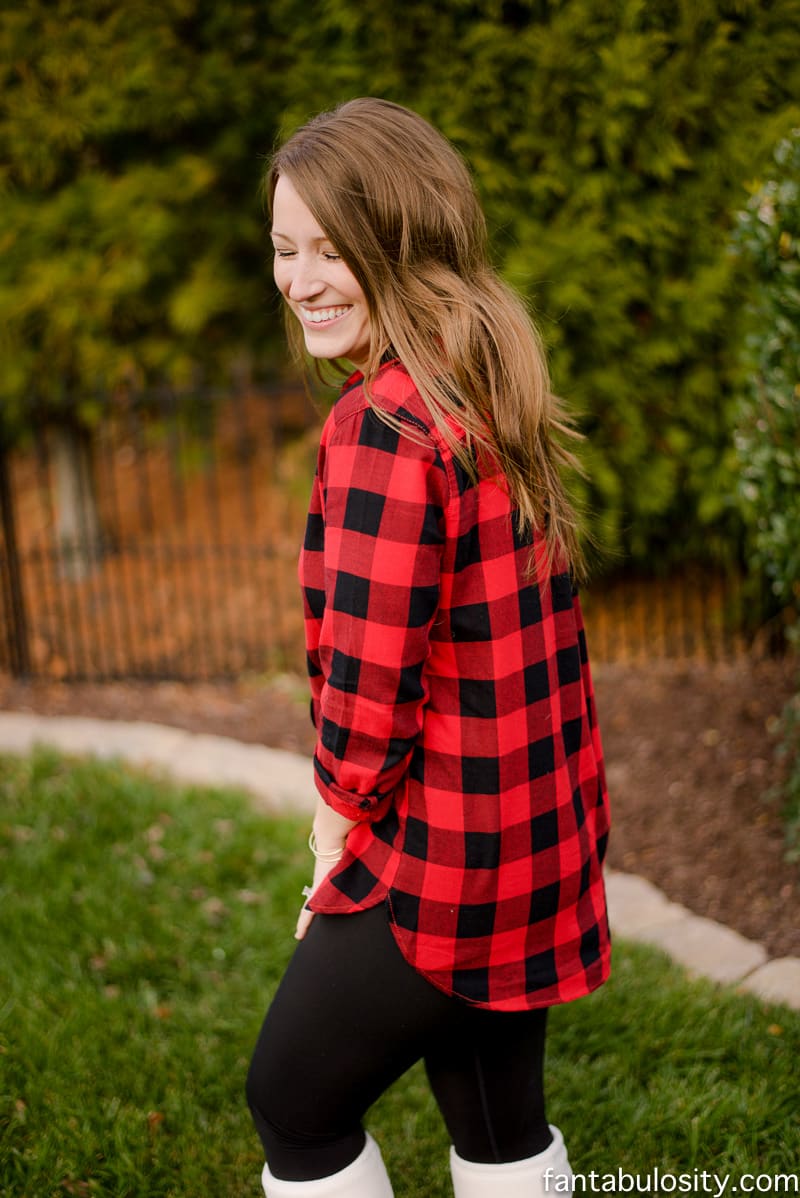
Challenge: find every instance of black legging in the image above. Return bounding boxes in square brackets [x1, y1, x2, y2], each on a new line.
[246, 903, 551, 1182]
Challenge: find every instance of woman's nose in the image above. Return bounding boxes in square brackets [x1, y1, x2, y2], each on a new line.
[287, 258, 323, 302]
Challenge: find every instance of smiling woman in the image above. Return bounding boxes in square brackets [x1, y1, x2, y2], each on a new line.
[270, 175, 371, 368]
[246, 97, 610, 1198]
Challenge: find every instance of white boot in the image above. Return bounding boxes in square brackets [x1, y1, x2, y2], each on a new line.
[450, 1125, 572, 1197]
[261, 1132, 393, 1197]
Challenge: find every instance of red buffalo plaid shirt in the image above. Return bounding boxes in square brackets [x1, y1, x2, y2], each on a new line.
[303, 360, 611, 1011]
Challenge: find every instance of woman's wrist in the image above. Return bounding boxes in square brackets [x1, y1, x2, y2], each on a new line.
[311, 797, 357, 857]
[308, 829, 345, 862]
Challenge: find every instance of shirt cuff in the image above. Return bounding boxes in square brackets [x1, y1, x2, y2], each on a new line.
[313, 755, 394, 822]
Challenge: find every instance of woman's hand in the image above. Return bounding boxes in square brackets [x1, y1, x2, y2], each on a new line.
[295, 799, 358, 940]
[295, 849, 341, 940]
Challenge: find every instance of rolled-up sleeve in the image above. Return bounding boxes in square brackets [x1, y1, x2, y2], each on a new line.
[302, 404, 447, 821]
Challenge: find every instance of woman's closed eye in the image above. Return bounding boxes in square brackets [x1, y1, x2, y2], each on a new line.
[273, 248, 341, 262]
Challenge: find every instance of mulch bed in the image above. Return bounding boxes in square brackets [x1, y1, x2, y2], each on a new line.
[1, 657, 797, 960]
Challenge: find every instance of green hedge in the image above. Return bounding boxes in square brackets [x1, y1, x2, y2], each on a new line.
[733, 128, 800, 855]
[732, 129, 800, 624]
[2, 1, 799, 566]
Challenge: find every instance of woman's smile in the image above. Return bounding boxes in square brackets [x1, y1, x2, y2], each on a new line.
[299, 304, 353, 326]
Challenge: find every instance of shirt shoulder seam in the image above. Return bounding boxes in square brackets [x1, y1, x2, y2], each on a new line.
[328, 374, 457, 505]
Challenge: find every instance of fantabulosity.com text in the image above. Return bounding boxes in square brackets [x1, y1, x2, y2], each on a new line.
[542, 1168, 798, 1195]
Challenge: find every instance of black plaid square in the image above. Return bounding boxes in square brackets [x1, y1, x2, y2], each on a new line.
[462, 755, 500, 795]
[556, 645, 581, 687]
[359, 408, 400, 453]
[459, 677, 498, 718]
[528, 734, 555, 778]
[464, 829, 501, 869]
[331, 858, 380, 904]
[451, 600, 493, 641]
[524, 660, 550, 704]
[562, 716, 583, 757]
[550, 575, 574, 613]
[529, 879, 561, 922]
[452, 965, 491, 1005]
[525, 947, 558, 991]
[330, 648, 362, 694]
[332, 570, 371, 618]
[320, 715, 350, 760]
[457, 901, 496, 938]
[343, 488, 385, 537]
[304, 510, 324, 549]
[391, 889, 420, 931]
[404, 815, 428, 859]
[408, 584, 439, 627]
[304, 586, 325, 619]
[530, 807, 559, 852]
[518, 584, 543, 628]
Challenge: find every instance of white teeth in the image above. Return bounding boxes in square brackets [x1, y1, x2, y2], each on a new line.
[303, 307, 349, 324]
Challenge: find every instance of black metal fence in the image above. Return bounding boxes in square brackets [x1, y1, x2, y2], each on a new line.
[0, 387, 756, 682]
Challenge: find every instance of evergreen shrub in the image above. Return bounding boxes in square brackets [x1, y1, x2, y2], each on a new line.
[732, 128, 800, 854]
[2, 1, 799, 567]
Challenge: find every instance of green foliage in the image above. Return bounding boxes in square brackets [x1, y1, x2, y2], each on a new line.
[262, 0, 800, 565]
[2, 1, 800, 564]
[732, 128, 800, 620]
[2, 751, 800, 1195]
[769, 689, 800, 860]
[731, 127, 800, 855]
[0, 1, 283, 420]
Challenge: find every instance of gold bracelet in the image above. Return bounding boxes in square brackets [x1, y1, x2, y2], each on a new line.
[308, 830, 345, 863]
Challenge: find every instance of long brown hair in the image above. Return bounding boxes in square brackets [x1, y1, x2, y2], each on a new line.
[265, 97, 583, 575]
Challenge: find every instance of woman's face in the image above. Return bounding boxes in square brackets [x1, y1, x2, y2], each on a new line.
[271, 175, 371, 370]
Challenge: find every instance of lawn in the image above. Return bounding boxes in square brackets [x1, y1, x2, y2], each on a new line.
[1, 751, 798, 1197]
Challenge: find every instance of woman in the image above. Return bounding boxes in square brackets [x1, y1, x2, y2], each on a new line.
[246, 97, 610, 1198]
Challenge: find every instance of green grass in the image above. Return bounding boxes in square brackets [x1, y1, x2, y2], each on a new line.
[1, 751, 798, 1197]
